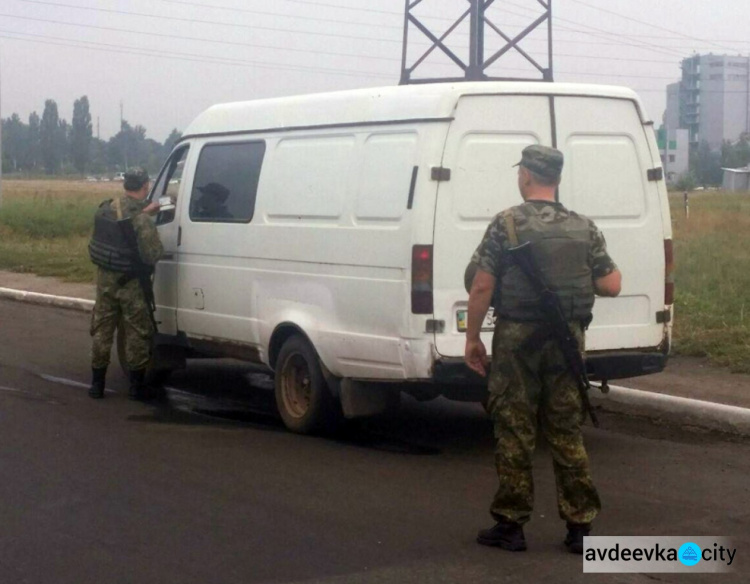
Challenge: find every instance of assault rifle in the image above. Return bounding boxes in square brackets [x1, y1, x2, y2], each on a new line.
[506, 241, 599, 427]
[117, 217, 158, 332]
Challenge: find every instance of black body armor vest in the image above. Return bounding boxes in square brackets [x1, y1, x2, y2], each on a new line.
[88, 201, 138, 273]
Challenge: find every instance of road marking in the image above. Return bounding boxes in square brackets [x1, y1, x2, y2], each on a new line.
[39, 374, 117, 394]
[0, 384, 64, 405]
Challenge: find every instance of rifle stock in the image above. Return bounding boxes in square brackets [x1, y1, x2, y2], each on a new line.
[507, 242, 599, 427]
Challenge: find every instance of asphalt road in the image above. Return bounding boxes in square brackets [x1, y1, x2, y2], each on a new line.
[0, 299, 748, 584]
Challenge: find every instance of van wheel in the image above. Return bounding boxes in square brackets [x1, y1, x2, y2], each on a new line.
[275, 336, 340, 434]
[116, 325, 172, 386]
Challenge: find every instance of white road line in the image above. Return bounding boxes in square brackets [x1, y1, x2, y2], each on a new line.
[39, 374, 117, 394]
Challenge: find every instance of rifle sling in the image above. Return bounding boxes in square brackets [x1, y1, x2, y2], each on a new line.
[503, 210, 519, 247]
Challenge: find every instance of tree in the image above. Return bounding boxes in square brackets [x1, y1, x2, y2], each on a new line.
[70, 96, 93, 174]
[1, 114, 27, 172]
[27, 112, 41, 171]
[58, 119, 70, 170]
[674, 173, 697, 192]
[163, 129, 182, 154]
[40, 100, 62, 174]
[690, 140, 723, 186]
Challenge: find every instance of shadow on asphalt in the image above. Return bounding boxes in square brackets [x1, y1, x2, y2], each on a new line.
[124, 359, 455, 456]
[123, 359, 750, 456]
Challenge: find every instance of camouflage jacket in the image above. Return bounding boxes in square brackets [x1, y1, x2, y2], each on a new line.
[100, 194, 164, 267]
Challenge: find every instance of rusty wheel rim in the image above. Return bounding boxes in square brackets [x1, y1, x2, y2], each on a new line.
[280, 353, 312, 419]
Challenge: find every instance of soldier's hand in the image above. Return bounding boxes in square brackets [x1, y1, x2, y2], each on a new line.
[465, 339, 489, 377]
[143, 201, 161, 215]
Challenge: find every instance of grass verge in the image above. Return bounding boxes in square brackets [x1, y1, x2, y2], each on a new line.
[0, 180, 120, 282]
[670, 192, 750, 372]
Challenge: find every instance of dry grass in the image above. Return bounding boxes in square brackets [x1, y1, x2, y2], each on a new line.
[669, 191, 750, 372]
[0, 180, 122, 282]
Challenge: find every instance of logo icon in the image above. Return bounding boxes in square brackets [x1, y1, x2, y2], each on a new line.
[679, 542, 702, 567]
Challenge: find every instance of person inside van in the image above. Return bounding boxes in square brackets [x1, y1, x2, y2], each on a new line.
[194, 182, 232, 219]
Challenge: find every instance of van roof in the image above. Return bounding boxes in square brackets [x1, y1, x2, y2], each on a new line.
[182, 82, 650, 139]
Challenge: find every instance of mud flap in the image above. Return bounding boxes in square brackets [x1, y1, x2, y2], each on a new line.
[340, 379, 399, 419]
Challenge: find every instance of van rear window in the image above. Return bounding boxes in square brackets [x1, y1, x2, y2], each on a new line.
[190, 141, 266, 223]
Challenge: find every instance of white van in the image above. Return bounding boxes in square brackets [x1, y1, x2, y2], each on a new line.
[141, 82, 673, 433]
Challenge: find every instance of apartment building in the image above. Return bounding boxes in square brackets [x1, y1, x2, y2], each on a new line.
[665, 54, 750, 150]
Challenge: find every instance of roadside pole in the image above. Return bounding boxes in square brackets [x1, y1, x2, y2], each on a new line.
[683, 190, 689, 219]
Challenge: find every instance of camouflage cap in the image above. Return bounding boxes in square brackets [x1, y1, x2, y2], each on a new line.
[123, 167, 150, 191]
[513, 145, 564, 181]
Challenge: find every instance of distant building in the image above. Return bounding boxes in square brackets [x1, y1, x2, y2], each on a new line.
[664, 54, 750, 151]
[722, 166, 750, 191]
[657, 127, 690, 183]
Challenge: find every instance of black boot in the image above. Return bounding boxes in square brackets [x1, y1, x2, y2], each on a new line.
[89, 367, 107, 399]
[129, 369, 147, 401]
[477, 520, 527, 551]
[564, 522, 591, 554]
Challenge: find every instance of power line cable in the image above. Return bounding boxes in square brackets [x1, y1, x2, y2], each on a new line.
[154, 0, 404, 34]
[0, 29, 395, 79]
[566, 0, 744, 55]
[500, 0, 685, 58]
[2, 10, 693, 70]
[14, 0, 724, 59]
[250, 0, 404, 17]
[0, 26, 689, 83]
[0, 12, 403, 63]
[17, 0, 720, 58]
[14, 0, 405, 44]
[274, 0, 750, 47]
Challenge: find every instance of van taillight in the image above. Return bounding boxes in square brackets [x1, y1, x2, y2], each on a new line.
[664, 239, 674, 305]
[411, 245, 433, 314]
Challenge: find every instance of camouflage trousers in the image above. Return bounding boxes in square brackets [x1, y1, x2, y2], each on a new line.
[90, 269, 154, 371]
[486, 319, 601, 525]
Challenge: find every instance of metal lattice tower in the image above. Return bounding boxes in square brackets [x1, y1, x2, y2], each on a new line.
[400, 0, 554, 85]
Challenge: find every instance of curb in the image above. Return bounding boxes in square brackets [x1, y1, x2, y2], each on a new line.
[0, 287, 94, 313]
[1, 286, 750, 436]
[592, 384, 750, 436]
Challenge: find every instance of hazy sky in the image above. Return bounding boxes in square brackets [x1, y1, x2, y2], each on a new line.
[2, 0, 749, 142]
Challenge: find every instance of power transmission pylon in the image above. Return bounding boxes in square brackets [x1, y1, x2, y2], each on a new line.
[400, 0, 554, 85]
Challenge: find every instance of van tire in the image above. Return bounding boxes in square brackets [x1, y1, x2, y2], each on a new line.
[275, 335, 341, 435]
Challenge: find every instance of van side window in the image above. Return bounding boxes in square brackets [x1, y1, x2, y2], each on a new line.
[190, 141, 265, 223]
[151, 145, 189, 226]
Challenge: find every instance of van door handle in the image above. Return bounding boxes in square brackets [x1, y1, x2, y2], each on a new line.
[407, 166, 419, 209]
[162, 254, 175, 260]
[178, 226, 182, 246]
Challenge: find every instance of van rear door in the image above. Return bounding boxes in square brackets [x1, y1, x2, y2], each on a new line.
[432, 95, 552, 358]
[555, 96, 665, 351]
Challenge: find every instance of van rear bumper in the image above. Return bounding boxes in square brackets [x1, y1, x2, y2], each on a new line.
[585, 350, 668, 380]
[432, 350, 669, 386]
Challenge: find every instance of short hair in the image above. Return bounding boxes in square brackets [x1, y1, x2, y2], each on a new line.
[528, 169, 561, 187]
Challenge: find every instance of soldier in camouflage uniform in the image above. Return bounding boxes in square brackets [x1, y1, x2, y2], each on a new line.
[464, 145, 622, 554]
[88, 168, 164, 400]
